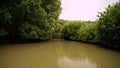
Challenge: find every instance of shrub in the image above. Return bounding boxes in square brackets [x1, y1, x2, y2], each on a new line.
[0, 0, 61, 42]
[78, 22, 98, 43]
[97, 2, 120, 48]
[51, 20, 66, 39]
[19, 22, 52, 41]
[62, 21, 83, 40]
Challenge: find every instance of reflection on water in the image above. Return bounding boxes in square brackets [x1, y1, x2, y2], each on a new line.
[0, 40, 120, 68]
[58, 56, 97, 68]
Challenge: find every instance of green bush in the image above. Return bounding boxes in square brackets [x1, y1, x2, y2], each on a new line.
[78, 22, 98, 43]
[97, 2, 120, 48]
[19, 22, 52, 41]
[62, 21, 83, 40]
[0, 28, 8, 40]
[52, 19, 66, 39]
[0, 0, 61, 42]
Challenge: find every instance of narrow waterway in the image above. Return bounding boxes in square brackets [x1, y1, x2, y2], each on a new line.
[0, 40, 120, 68]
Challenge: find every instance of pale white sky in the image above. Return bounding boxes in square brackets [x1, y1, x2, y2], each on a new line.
[59, 0, 119, 21]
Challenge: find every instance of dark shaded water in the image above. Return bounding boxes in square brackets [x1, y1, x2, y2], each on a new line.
[0, 40, 120, 68]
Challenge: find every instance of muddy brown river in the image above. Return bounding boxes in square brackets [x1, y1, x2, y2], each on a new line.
[0, 40, 120, 68]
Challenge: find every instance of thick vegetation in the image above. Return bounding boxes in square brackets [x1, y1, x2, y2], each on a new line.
[0, 0, 120, 49]
[62, 21, 83, 40]
[61, 21, 98, 42]
[52, 19, 66, 39]
[61, 2, 120, 49]
[97, 2, 120, 48]
[0, 0, 61, 42]
[77, 22, 98, 43]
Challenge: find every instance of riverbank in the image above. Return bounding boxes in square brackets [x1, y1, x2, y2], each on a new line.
[0, 39, 119, 51]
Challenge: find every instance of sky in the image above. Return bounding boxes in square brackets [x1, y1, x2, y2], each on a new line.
[59, 0, 119, 21]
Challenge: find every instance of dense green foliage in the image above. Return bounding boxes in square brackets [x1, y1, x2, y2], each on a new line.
[0, 0, 61, 42]
[61, 21, 98, 42]
[78, 22, 98, 43]
[0, 0, 120, 49]
[61, 2, 120, 49]
[62, 21, 83, 40]
[97, 2, 120, 48]
[52, 19, 66, 39]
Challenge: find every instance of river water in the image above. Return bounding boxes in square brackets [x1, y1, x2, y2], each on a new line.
[0, 40, 120, 68]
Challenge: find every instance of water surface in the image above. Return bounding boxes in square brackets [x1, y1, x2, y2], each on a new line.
[0, 40, 120, 68]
